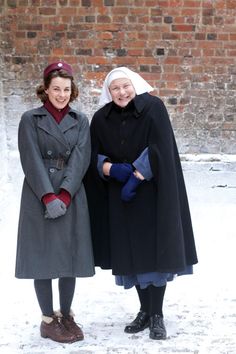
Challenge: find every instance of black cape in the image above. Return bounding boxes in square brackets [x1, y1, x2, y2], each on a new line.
[84, 93, 198, 275]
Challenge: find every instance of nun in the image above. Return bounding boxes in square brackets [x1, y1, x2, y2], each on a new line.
[84, 67, 198, 340]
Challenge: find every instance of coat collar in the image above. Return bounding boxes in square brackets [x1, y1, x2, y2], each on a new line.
[103, 93, 149, 119]
[33, 106, 79, 147]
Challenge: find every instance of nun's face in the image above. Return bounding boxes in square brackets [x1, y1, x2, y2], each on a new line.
[109, 78, 136, 107]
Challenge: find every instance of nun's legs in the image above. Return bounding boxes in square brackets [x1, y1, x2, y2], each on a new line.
[148, 284, 166, 317]
[124, 284, 167, 339]
[124, 285, 150, 333]
[148, 284, 167, 340]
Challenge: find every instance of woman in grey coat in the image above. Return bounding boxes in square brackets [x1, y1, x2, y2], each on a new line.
[15, 61, 94, 343]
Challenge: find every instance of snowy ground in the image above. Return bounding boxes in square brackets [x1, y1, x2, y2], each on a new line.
[0, 153, 236, 354]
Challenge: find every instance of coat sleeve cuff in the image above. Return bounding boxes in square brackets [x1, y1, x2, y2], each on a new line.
[42, 193, 57, 205]
[133, 147, 153, 181]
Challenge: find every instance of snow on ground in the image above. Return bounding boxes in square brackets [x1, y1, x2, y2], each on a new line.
[0, 153, 236, 354]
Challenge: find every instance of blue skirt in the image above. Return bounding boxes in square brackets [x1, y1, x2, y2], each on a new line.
[115, 266, 193, 289]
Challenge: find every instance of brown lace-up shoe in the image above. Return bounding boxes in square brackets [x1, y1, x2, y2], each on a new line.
[40, 315, 77, 343]
[61, 315, 84, 340]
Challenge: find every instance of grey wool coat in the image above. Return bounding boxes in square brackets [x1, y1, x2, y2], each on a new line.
[15, 106, 95, 279]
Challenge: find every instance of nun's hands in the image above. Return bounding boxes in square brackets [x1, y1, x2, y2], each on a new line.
[121, 173, 143, 202]
[109, 163, 133, 183]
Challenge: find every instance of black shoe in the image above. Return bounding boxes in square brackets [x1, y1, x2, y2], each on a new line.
[149, 314, 167, 340]
[124, 311, 150, 333]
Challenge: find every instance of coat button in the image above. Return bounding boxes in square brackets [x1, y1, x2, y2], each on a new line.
[66, 150, 70, 155]
[49, 168, 55, 173]
[47, 150, 52, 155]
[121, 139, 125, 145]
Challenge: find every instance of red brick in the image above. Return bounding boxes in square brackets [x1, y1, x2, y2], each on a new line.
[181, 8, 200, 16]
[172, 24, 196, 32]
[162, 33, 180, 40]
[162, 73, 183, 81]
[127, 41, 147, 48]
[52, 48, 64, 55]
[97, 15, 111, 23]
[38, 7, 56, 15]
[174, 16, 187, 24]
[128, 49, 144, 56]
[86, 57, 110, 65]
[130, 8, 149, 16]
[164, 57, 182, 65]
[228, 50, 236, 56]
[183, 0, 201, 7]
[112, 7, 129, 15]
[58, 7, 78, 15]
[98, 32, 113, 40]
[137, 57, 157, 65]
[15, 31, 26, 38]
[218, 34, 229, 41]
[226, 0, 236, 9]
[112, 57, 137, 65]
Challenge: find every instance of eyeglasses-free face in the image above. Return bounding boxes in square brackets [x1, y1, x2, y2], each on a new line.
[109, 78, 136, 108]
[45, 77, 72, 110]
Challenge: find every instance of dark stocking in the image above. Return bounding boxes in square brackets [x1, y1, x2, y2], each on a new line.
[34, 279, 54, 316]
[148, 284, 166, 317]
[58, 277, 76, 317]
[135, 285, 149, 313]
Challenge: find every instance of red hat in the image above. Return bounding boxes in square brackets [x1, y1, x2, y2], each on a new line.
[43, 62, 73, 78]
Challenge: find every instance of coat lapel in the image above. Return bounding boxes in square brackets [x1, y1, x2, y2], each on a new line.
[35, 107, 78, 147]
[59, 111, 79, 133]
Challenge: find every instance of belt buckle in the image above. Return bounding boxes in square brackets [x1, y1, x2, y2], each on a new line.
[56, 158, 64, 169]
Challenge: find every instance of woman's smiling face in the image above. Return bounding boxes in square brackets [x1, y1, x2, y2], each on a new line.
[109, 78, 136, 108]
[45, 77, 72, 110]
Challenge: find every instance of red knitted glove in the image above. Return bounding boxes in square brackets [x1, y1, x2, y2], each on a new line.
[57, 189, 71, 207]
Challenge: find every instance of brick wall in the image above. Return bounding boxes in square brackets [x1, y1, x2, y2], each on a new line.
[1, 0, 236, 154]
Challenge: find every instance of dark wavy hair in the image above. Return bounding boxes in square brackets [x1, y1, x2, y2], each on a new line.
[36, 69, 79, 103]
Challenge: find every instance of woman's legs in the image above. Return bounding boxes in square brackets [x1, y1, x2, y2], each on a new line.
[34, 278, 78, 343]
[34, 277, 76, 316]
[58, 277, 84, 340]
[58, 277, 76, 316]
[34, 279, 54, 316]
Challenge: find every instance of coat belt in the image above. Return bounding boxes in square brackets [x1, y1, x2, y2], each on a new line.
[43, 158, 66, 170]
